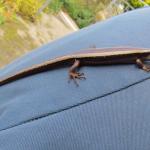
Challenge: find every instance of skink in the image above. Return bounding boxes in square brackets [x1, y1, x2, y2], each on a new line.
[1, 47, 150, 86]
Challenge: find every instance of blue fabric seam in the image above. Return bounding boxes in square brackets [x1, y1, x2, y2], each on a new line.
[0, 76, 150, 132]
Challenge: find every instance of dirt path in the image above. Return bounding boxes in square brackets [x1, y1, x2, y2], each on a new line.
[0, 12, 77, 68]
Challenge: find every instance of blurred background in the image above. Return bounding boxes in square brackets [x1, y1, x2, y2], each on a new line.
[0, 0, 149, 68]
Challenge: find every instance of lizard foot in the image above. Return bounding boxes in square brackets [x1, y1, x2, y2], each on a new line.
[68, 71, 86, 86]
[142, 65, 150, 72]
[136, 59, 150, 72]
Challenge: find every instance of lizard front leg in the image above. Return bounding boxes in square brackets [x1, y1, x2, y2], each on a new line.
[136, 58, 150, 72]
[68, 59, 86, 86]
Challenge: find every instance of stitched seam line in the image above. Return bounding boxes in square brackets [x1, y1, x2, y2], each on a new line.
[0, 76, 150, 132]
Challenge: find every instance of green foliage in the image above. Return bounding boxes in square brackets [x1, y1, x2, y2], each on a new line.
[0, 1, 5, 24]
[0, 0, 99, 27]
[47, 0, 95, 28]
[0, 0, 45, 22]
[48, 0, 64, 13]
[128, 0, 149, 8]
[0, 1, 5, 13]
[14, 0, 45, 21]
[73, 8, 94, 28]
[63, 0, 95, 28]
[145, 0, 150, 5]
[0, 15, 5, 25]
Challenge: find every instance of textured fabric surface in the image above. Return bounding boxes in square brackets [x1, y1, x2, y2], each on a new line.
[1, 7, 150, 150]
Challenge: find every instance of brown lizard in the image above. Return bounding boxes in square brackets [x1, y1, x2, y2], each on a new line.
[1, 47, 150, 86]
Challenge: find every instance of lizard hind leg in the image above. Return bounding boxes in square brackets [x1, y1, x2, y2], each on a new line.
[136, 58, 150, 72]
[68, 59, 86, 86]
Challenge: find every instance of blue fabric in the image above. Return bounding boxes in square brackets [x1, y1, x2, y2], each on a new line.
[1, 7, 150, 150]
